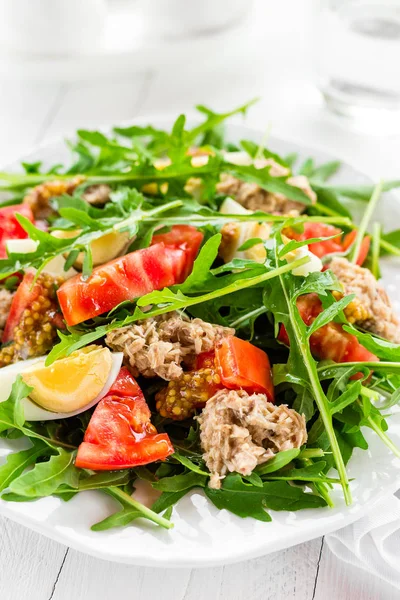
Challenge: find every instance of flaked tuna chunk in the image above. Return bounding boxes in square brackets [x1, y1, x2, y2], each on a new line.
[329, 257, 400, 343]
[198, 389, 307, 489]
[106, 312, 234, 381]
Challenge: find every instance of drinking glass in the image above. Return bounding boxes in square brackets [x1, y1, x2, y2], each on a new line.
[314, 0, 400, 132]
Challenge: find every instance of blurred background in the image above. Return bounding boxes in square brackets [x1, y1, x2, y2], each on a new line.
[0, 0, 399, 178]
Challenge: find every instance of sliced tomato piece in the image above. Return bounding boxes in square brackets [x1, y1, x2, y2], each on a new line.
[285, 222, 343, 259]
[0, 204, 34, 259]
[106, 367, 151, 429]
[75, 435, 174, 471]
[215, 336, 274, 401]
[75, 372, 174, 471]
[108, 366, 144, 398]
[151, 225, 203, 279]
[278, 293, 378, 365]
[57, 242, 189, 326]
[342, 231, 371, 266]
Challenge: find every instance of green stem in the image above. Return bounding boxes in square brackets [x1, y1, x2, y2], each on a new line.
[349, 181, 383, 264]
[312, 482, 335, 508]
[276, 246, 352, 505]
[357, 395, 400, 459]
[298, 448, 326, 459]
[317, 361, 400, 373]
[262, 475, 341, 483]
[371, 222, 382, 279]
[313, 202, 339, 217]
[107, 486, 173, 529]
[301, 457, 335, 507]
[360, 385, 380, 402]
[145, 213, 352, 226]
[19, 426, 77, 450]
[113, 199, 183, 233]
[380, 238, 400, 257]
[230, 306, 268, 328]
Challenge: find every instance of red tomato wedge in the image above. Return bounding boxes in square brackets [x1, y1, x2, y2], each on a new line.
[0, 204, 34, 258]
[342, 230, 371, 266]
[151, 225, 204, 280]
[285, 222, 343, 258]
[57, 242, 189, 326]
[106, 366, 151, 429]
[285, 222, 371, 266]
[215, 336, 275, 401]
[75, 368, 174, 471]
[279, 293, 378, 365]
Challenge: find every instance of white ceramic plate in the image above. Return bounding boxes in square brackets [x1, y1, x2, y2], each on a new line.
[1, 121, 400, 567]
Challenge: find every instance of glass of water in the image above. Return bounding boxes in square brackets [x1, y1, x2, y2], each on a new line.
[314, 0, 400, 132]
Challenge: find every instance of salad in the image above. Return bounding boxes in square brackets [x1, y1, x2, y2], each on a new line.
[0, 101, 400, 532]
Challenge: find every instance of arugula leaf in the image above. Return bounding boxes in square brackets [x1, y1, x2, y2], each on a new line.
[92, 486, 173, 531]
[307, 294, 355, 337]
[255, 449, 300, 475]
[205, 474, 327, 522]
[74, 471, 130, 491]
[312, 187, 352, 219]
[171, 453, 208, 475]
[152, 471, 207, 492]
[205, 474, 271, 522]
[0, 440, 50, 493]
[9, 449, 79, 498]
[0, 375, 28, 433]
[299, 157, 315, 177]
[239, 140, 290, 169]
[261, 462, 339, 483]
[151, 490, 191, 514]
[189, 99, 259, 144]
[310, 161, 341, 182]
[91, 505, 143, 531]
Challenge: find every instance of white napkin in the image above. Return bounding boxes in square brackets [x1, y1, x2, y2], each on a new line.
[326, 493, 400, 590]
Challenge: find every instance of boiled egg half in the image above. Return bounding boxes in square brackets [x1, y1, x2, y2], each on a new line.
[0, 346, 123, 421]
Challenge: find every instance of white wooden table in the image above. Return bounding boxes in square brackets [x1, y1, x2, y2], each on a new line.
[1, 3, 400, 597]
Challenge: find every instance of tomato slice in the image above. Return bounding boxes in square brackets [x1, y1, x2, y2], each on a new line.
[285, 222, 371, 266]
[151, 225, 203, 279]
[0, 204, 34, 258]
[215, 336, 274, 401]
[75, 369, 174, 470]
[75, 435, 174, 470]
[285, 222, 343, 258]
[107, 366, 144, 398]
[342, 231, 371, 266]
[106, 366, 151, 428]
[57, 242, 189, 326]
[278, 293, 378, 365]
